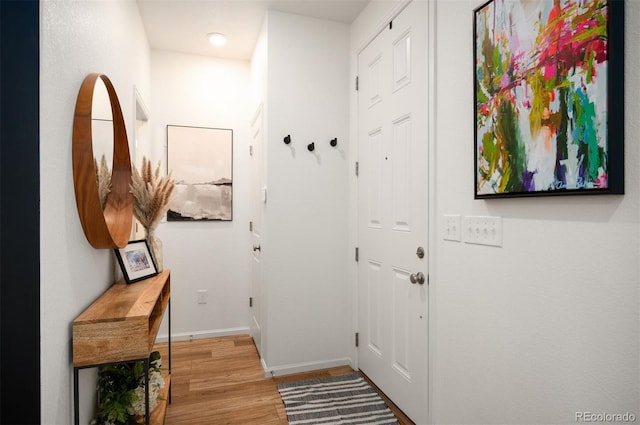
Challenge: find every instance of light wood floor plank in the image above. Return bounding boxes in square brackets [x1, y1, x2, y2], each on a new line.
[155, 335, 414, 425]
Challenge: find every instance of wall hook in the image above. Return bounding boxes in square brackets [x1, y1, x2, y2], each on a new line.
[284, 135, 291, 144]
[330, 138, 338, 147]
[307, 142, 315, 152]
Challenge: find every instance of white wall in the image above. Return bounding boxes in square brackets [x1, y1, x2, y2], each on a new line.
[150, 50, 252, 340]
[40, 0, 150, 423]
[260, 11, 352, 373]
[432, 1, 639, 424]
[351, 0, 639, 423]
[432, 1, 640, 422]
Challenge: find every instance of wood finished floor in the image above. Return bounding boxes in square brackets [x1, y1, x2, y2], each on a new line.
[154, 335, 414, 425]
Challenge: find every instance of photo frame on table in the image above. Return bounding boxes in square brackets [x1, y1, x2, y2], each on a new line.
[473, 0, 624, 198]
[114, 239, 158, 284]
[167, 125, 233, 221]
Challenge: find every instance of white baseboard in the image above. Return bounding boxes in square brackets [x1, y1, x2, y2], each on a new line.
[155, 326, 250, 343]
[261, 357, 354, 378]
[155, 331, 354, 380]
[261, 357, 269, 375]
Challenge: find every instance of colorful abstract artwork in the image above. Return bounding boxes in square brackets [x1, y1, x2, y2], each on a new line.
[474, 0, 624, 198]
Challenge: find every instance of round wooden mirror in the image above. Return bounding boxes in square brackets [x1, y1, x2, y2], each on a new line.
[72, 73, 133, 248]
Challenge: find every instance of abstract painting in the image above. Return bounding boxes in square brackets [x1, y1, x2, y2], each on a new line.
[474, 0, 624, 198]
[167, 125, 233, 221]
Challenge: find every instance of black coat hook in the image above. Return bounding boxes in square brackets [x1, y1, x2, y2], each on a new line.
[284, 135, 291, 144]
[307, 142, 315, 152]
[330, 138, 338, 147]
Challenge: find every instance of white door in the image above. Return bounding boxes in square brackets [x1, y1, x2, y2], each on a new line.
[249, 105, 265, 353]
[357, 1, 429, 423]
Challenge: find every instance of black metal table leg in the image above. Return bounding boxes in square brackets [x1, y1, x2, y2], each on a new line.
[74, 367, 80, 425]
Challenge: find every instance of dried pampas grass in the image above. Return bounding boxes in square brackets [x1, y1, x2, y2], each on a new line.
[131, 157, 175, 233]
[95, 155, 111, 209]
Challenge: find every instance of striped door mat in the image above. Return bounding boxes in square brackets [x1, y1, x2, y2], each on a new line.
[277, 373, 399, 425]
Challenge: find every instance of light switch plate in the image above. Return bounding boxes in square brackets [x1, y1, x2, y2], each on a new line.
[463, 215, 502, 247]
[443, 214, 462, 242]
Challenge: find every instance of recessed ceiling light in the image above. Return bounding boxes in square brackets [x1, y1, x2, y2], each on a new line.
[207, 32, 227, 47]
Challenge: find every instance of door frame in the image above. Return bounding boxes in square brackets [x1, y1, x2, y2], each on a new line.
[349, 0, 437, 423]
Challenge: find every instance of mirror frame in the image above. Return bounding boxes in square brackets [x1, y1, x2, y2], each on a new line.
[72, 73, 133, 248]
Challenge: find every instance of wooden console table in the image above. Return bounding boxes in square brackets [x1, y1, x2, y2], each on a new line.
[72, 270, 171, 425]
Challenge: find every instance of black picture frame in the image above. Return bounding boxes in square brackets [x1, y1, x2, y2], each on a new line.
[114, 239, 158, 284]
[473, 0, 624, 199]
[166, 125, 234, 221]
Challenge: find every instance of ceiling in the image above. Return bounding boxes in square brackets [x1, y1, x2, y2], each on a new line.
[136, 0, 370, 61]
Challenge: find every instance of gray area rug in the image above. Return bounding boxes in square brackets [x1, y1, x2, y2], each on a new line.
[277, 373, 400, 425]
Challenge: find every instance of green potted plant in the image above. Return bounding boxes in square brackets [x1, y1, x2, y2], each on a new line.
[94, 351, 164, 425]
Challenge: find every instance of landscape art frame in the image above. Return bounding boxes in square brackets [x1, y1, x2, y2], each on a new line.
[114, 239, 158, 284]
[474, 0, 624, 198]
[167, 125, 233, 221]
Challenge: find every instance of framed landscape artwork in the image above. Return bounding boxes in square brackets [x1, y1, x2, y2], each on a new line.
[167, 125, 233, 221]
[474, 0, 624, 198]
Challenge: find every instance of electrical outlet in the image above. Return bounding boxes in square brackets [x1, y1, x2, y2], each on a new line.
[443, 214, 461, 242]
[463, 215, 502, 247]
[197, 290, 208, 304]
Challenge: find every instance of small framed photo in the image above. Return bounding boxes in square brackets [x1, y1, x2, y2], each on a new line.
[114, 239, 158, 284]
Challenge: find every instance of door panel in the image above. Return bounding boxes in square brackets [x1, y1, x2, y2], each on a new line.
[391, 114, 412, 230]
[367, 128, 383, 228]
[392, 29, 412, 92]
[357, 1, 429, 423]
[366, 259, 383, 355]
[391, 267, 411, 378]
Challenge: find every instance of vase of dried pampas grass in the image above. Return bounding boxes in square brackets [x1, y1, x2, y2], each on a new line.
[131, 157, 175, 271]
[146, 229, 163, 271]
